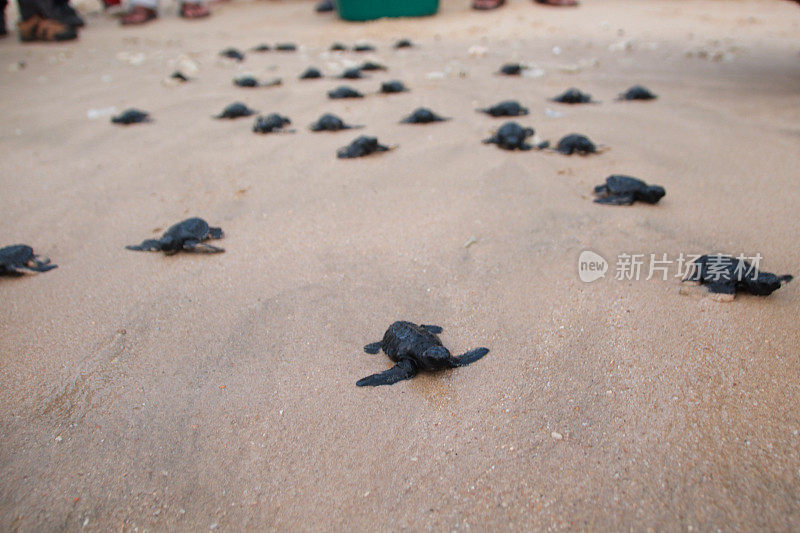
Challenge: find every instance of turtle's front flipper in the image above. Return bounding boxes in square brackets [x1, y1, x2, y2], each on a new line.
[357, 359, 417, 387]
[208, 227, 224, 240]
[450, 348, 489, 367]
[183, 240, 225, 253]
[25, 256, 57, 273]
[421, 324, 443, 334]
[363, 342, 382, 354]
[594, 193, 635, 205]
[125, 239, 163, 252]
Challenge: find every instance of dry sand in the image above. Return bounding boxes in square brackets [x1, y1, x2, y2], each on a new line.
[2, 0, 800, 530]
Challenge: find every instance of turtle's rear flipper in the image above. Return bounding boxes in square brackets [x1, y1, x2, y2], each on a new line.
[357, 360, 417, 387]
[184, 240, 225, 253]
[126, 239, 162, 252]
[594, 193, 635, 206]
[363, 342, 382, 354]
[450, 348, 489, 367]
[421, 324, 443, 334]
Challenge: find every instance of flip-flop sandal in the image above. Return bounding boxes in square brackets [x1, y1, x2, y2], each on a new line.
[18, 15, 77, 41]
[473, 0, 505, 10]
[179, 3, 210, 18]
[119, 6, 157, 24]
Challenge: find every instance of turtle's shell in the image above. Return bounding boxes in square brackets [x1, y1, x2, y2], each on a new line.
[165, 218, 211, 240]
[0, 244, 34, 265]
[604, 175, 648, 193]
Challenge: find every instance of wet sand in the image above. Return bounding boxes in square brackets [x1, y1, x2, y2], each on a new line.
[1, 0, 800, 530]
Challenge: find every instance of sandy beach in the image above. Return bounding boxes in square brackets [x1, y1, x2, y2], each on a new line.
[1, 0, 800, 529]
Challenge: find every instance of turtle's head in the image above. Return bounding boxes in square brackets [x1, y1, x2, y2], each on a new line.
[747, 272, 792, 296]
[641, 185, 666, 204]
[421, 345, 451, 368]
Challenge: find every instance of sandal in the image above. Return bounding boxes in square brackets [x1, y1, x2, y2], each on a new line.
[119, 5, 157, 25]
[472, 0, 504, 9]
[18, 14, 77, 41]
[179, 2, 210, 19]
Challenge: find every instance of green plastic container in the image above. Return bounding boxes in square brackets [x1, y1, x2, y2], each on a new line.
[337, 0, 439, 21]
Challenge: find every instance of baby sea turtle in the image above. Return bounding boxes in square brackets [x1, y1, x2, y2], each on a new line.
[330, 42, 347, 51]
[357, 321, 489, 387]
[551, 88, 595, 104]
[337, 136, 392, 159]
[478, 100, 529, 117]
[339, 67, 365, 79]
[126, 217, 224, 254]
[380, 80, 408, 94]
[400, 107, 449, 124]
[251, 43, 270, 52]
[353, 43, 375, 52]
[0, 244, 57, 276]
[483, 122, 536, 151]
[555, 133, 598, 155]
[498, 63, 524, 75]
[360, 61, 387, 71]
[328, 86, 364, 99]
[617, 85, 657, 101]
[219, 47, 245, 61]
[233, 76, 281, 88]
[170, 71, 189, 82]
[275, 43, 297, 51]
[394, 38, 413, 49]
[593, 175, 665, 205]
[253, 113, 293, 134]
[299, 67, 323, 79]
[310, 113, 361, 132]
[111, 109, 151, 125]
[214, 102, 257, 119]
[683, 255, 792, 299]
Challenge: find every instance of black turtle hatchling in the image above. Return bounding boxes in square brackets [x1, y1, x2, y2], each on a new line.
[394, 38, 413, 49]
[483, 122, 536, 151]
[170, 71, 189, 82]
[310, 113, 361, 132]
[357, 321, 489, 387]
[498, 63, 524, 75]
[683, 255, 792, 298]
[126, 217, 224, 254]
[336, 136, 392, 158]
[360, 61, 387, 71]
[593, 175, 665, 205]
[554, 133, 598, 155]
[251, 43, 270, 52]
[353, 43, 375, 52]
[0, 245, 57, 276]
[233, 76, 281, 88]
[328, 86, 364, 99]
[299, 67, 323, 79]
[400, 108, 449, 124]
[214, 102, 257, 119]
[478, 100, 529, 117]
[617, 85, 657, 101]
[219, 47, 245, 61]
[111, 109, 151, 125]
[551, 88, 595, 104]
[339, 67, 365, 79]
[330, 42, 347, 51]
[380, 80, 408, 94]
[252, 113, 293, 134]
[275, 43, 297, 51]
